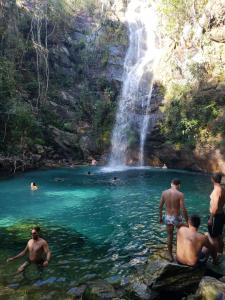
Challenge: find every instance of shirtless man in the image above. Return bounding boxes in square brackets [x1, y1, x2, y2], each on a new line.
[7, 226, 51, 273]
[159, 178, 188, 261]
[177, 215, 217, 266]
[208, 173, 225, 254]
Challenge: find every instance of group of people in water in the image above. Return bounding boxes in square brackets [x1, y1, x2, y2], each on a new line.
[160, 173, 225, 266]
[6, 172, 224, 275]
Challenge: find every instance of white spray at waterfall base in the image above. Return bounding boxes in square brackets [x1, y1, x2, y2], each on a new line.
[109, 0, 160, 169]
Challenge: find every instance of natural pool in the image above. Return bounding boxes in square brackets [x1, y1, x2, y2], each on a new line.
[0, 167, 212, 297]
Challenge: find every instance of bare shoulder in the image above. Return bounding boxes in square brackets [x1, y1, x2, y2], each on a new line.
[162, 189, 171, 196]
[178, 190, 184, 197]
[27, 239, 33, 245]
[177, 224, 187, 233]
[39, 238, 48, 245]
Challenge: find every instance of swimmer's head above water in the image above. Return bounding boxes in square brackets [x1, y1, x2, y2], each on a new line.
[31, 182, 38, 190]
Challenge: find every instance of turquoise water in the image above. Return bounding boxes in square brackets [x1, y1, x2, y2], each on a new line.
[0, 167, 212, 292]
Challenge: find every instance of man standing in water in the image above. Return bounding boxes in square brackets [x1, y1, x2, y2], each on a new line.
[159, 178, 188, 261]
[208, 173, 225, 254]
[7, 226, 51, 273]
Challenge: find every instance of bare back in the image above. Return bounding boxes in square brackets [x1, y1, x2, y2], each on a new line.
[176, 226, 207, 266]
[210, 185, 225, 215]
[162, 188, 184, 216]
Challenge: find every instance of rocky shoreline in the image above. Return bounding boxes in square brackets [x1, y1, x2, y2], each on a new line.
[1, 251, 225, 300]
[55, 253, 225, 300]
[0, 155, 86, 178]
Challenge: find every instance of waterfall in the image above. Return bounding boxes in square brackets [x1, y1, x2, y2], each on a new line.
[108, 0, 158, 168]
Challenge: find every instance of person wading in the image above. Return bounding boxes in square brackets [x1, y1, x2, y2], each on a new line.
[7, 226, 51, 274]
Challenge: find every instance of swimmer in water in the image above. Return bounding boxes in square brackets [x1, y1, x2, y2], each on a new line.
[30, 182, 38, 191]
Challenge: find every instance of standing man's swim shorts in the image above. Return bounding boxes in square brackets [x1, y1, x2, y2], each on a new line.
[164, 215, 183, 226]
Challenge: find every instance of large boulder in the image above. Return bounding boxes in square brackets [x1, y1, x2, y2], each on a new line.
[47, 125, 79, 156]
[144, 259, 205, 293]
[196, 276, 225, 300]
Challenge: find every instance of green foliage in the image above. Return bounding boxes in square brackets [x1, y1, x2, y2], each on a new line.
[40, 106, 63, 129]
[48, 0, 97, 24]
[156, 0, 208, 38]
[99, 20, 128, 46]
[1, 103, 42, 155]
[0, 58, 16, 105]
[0, 0, 123, 159]
[189, 62, 208, 81]
[160, 83, 221, 148]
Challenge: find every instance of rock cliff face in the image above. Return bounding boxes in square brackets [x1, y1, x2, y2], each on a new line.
[1, 0, 225, 174]
[0, 0, 128, 174]
[146, 0, 225, 173]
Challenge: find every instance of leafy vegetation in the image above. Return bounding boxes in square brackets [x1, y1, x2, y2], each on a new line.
[160, 82, 223, 149]
[156, 0, 208, 39]
[0, 0, 122, 162]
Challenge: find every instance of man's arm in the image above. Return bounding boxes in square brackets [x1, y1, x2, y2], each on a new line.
[159, 193, 165, 224]
[7, 244, 28, 262]
[204, 236, 217, 264]
[180, 194, 188, 224]
[42, 241, 51, 267]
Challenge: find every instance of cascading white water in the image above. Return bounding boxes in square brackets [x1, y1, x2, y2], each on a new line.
[108, 0, 158, 168]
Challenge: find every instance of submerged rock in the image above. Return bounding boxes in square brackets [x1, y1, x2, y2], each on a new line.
[144, 259, 204, 293]
[83, 280, 117, 300]
[196, 276, 225, 300]
[67, 285, 86, 298]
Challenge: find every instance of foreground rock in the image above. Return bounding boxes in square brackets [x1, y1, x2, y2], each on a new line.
[125, 281, 159, 300]
[206, 256, 225, 277]
[144, 259, 205, 294]
[83, 280, 117, 300]
[196, 276, 225, 300]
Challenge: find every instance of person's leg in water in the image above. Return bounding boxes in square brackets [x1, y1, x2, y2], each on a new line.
[166, 224, 174, 262]
[208, 233, 221, 254]
[17, 261, 30, 274]
[36, 259, 45, 278]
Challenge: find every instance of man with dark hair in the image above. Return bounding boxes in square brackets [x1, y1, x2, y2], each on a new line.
[159, 178, 188, 261]
[208, 173, 225, 254]
[177, 215, 217, 266]
[7, 226, 51, 273]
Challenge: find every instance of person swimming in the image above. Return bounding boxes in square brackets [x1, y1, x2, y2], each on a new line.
[54, 178, 65, 182]
[30, 182, 38, 191]
[91, 159, 97, 166]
